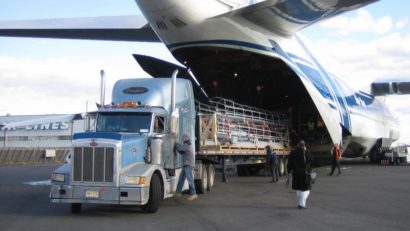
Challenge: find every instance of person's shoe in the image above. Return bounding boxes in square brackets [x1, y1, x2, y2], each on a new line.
[172, 192, 182, 197]
[328, 173, 333, 176]
[187, 194, 198, 201]
[298, 205, 304, 209]
[337, 173, 341, 176]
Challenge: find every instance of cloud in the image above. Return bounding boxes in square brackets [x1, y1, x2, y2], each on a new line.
[310, 32, 410, 89]
[320, 9, 394, 35]
[309, 11, 410, 144]
[0, 55, 148, 115]
[395, 17, 409, 30]
[0, 38, 178, 116]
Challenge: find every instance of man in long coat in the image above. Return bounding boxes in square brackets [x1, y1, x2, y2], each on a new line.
[287, 140, 312, 209]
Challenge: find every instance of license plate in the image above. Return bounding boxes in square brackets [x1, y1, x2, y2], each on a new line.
[85, 190, 99, 198]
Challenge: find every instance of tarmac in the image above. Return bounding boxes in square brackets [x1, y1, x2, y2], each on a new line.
[0, 161, 409, 231]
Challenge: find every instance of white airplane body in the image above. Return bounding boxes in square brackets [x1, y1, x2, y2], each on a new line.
[0, 0, 404, 160]
[134, 0, 399, 158]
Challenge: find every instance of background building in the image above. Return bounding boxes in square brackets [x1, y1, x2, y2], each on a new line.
[0, 114, 85, 148]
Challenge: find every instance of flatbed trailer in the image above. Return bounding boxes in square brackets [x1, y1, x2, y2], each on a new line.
[194, 97, 290, 181]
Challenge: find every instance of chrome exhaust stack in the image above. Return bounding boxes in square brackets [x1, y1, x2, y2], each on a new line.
[165, 69, 180, 173]
[170, 69, 179, 135]
[100, 69, 106, 106]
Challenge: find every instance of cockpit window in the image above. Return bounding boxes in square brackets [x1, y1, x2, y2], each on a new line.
[96, 112, 152, 133]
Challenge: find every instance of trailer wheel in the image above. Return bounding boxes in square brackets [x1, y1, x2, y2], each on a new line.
[141, 173, 161, 213]
[207, 164, 215, 191]
[195, 165, 208, 194]
[71, 203, 81, 213]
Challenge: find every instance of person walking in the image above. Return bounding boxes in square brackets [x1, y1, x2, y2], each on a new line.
[287, 140, 313, 209]
[329, 143, 342, 176]
[175, 134, 198, 201]
[266, 145, 279, 182]
[392, 150, 400, 166]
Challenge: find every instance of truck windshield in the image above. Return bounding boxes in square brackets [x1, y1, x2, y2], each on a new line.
[96, 112, 152, 133]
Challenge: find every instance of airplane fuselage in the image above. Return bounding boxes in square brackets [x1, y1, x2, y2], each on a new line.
[136, 0, 399, 157]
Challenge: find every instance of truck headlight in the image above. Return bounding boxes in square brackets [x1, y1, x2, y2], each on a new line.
[51, 173, 65, 182]
[125, 176, 146, 185]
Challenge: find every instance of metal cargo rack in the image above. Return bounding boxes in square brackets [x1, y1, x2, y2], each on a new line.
[195, 97, 290, 155]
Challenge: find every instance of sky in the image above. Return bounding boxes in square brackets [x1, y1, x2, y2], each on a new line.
[0, 0, 409, 143]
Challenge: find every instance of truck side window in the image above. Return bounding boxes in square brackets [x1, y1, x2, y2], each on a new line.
[154, 116, 165, 133]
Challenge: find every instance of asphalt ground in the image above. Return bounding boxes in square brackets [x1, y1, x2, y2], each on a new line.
[0, 162, 409, 231]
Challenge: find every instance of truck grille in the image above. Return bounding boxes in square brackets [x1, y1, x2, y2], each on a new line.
[73, 147, 114, 183]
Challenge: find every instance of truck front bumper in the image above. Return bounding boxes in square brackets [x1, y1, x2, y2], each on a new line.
[50, 184, 149, 205]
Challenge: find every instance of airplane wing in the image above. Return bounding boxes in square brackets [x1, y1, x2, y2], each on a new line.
[0, 1, 378, 41]
[0, 15, 160, 42]
[217, 0, 379, 36]
[371, 80, 410, 96]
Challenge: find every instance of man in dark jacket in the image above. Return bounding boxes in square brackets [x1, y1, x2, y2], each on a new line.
[266, 145, 279, 182]
[287, 140, 312, 209]
[175, 134, 198, 201]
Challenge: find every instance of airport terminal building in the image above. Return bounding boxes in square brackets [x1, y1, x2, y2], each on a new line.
[0, 114, 84, 148]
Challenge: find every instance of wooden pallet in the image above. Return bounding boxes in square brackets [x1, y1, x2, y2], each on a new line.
[198, 145, 290, 156]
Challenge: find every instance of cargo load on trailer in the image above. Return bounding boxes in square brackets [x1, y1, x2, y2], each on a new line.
[196, 97, 289, 155]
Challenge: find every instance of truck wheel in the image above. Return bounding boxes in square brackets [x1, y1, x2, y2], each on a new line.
[207, 164, 215, 191]
[195, 165, 208, 194]
[141, 173, 161, 213]
[71, 203, 81, 213]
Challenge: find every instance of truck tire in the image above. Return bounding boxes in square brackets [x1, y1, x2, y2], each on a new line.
[141, 173, 161, 213]
[195, 165, 208, 194]
[71, 203, 81, 213]
[207, 164, 215, 191]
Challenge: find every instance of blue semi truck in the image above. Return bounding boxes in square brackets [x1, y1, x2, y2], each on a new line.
[50, 71, 289, 213]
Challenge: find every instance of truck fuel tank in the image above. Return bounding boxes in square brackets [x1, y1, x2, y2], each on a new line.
[150, 135, 164, 166]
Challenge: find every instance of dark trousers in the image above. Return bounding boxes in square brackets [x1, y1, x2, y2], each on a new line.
[269, 163, 279, 182]
[330, 160, 341, 175]
[393, 157, 400, 166]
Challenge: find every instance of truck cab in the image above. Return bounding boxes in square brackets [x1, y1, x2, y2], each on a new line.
[50, 76, 198, 213]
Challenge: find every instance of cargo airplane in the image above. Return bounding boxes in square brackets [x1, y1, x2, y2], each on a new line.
[1, 0, 408, 162]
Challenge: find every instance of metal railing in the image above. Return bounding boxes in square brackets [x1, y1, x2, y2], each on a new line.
[196, 97, 289, 149]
